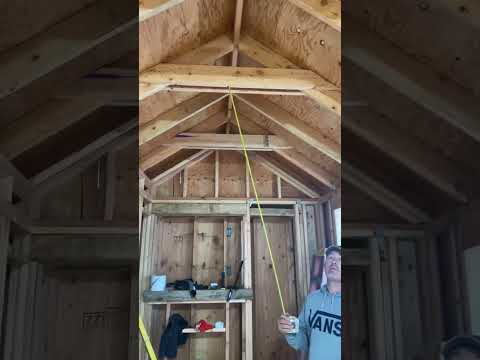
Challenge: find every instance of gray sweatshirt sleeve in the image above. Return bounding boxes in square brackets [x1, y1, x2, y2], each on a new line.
[285, 298, 309, 352]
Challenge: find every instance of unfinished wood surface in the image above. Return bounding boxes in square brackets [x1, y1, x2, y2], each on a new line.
[288, 0, 341, 31]
[368, 237, 386, 360]
[275, 148, 337, 189]
[152, 150, 214, 184]
[140, 93, 226, 144]
[153, 217, 194, 360]
[191, 218, 225, 360]
[344, 107, 467, 202]
[0, 0, 135, 118]
[151, 202, 247, 216]
[342, 266, 370, 360]
[46, 270, 130, 360]
[140, 34, 233, 126]
[236, 101, 340, 181]
[166, 133, 291, 151]
[33, 118, 137, 185]
[343, 162, 431, 224]
[344, 17, 480, 144]
[236, 95, 339, 162]
[345, 0, 480, 94]
[0, 97, 104, 160]
[0, 155, 33, 200]
[243, 0, 341, 86]
[140, 64, 336, 104]
[0, 177, 12, 342]
[187, 153, 215, 197]
[253, 217, 297, 360]
[139, 0, 235, 71]
[254, 153, 320, 198]
[139, 0, 184, 22]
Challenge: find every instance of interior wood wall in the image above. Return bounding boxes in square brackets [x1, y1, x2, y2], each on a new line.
[154, 150, 304, 199]
[43, 269, 131, 360]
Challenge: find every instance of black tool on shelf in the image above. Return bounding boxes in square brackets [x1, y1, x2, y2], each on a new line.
[226, 260, 244, 302]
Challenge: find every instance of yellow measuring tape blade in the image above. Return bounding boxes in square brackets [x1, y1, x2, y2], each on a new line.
[229, 90, 287, 315]
[139, 317, 158, 360]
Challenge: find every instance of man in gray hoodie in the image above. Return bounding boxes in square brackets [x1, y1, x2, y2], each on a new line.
[278, 245, 341, 360]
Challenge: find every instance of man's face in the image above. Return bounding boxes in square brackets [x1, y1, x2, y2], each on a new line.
[325, 251, 341, 282]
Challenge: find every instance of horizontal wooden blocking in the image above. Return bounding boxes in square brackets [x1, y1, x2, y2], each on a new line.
[165, 133, 292, 151]
[151, 202, 247, 216]
[139, 93, 227, 146]
[139, 64, 330, 100]
[143, 289, 253, 304]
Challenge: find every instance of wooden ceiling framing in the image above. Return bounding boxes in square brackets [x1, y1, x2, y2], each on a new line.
[0, 0, 138, 230]
[1, 0, 478, 227]
[139, 0, 480, 224]
[139, 0, 342, 205]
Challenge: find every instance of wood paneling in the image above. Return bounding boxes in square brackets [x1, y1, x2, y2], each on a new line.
[252, 217, 298, 360]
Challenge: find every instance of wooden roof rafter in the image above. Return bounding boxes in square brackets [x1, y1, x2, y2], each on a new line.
[343, 106, 468, 203]
[288, 0, 341, 31]
[151, 149, 214, 184]
[139, 0, 185, 22]
[343, 162, 431, 224]
[344, 17, 480, 144]
[0, 0, 137, 121]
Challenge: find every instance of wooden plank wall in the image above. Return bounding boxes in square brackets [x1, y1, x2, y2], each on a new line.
[252, 217, 298, 360]
[44, 269, 131, 360]
[148, 216, 243, 360]
[154, 151, 305, 199]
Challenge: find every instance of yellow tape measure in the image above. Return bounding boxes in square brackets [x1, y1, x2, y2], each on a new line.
[139, 317, 158, 360]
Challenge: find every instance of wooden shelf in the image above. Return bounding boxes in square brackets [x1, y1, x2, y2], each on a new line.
[182, 328, 226, 334]
[143, 289, 253, 304]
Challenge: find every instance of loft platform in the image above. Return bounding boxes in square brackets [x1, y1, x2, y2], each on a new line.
[143, 289, 254, 304]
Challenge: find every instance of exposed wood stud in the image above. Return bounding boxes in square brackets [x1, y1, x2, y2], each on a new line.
[215, 151, 220, 198]
[277, 176, 282, 199]
[104, 151, 117, 220]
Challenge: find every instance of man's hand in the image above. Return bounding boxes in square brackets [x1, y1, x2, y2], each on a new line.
[278, 314, 294, 334]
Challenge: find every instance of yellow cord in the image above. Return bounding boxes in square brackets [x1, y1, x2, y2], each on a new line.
[229, 90, 287, 315]
[139, 317, 158, 360]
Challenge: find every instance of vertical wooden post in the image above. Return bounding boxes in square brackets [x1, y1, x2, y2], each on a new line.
[139, 177, 145, 237]
[182, 169, 188, 198]
[369, 237, 386, 360]
[242, 203, 253, 360]
[104, 151, 117, 220]
[302, 204, 311, 289]
[0, 176, 13, 343]
[427, 232, 444, 342]
[388, 238, 404, 360]
[12, 262, 30, 360]
[225, 302, 230, 360]
[128, 269, 139, 360]
[294, 204, 307, 305]
[31, 264, 47, 360]
[215, 151, 220, 198]
[3, 264, 19, 360]
[22, 262, 39, 360]
[245, 163, 250, 199]
[276, 176, 282, 199]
